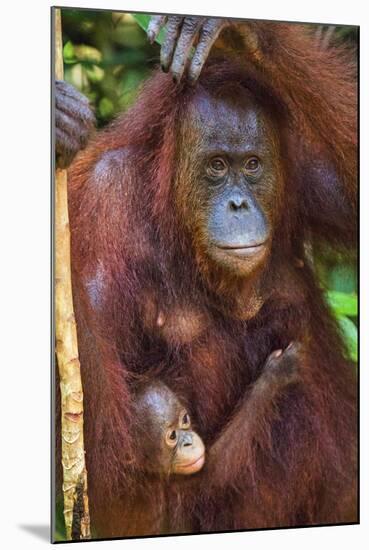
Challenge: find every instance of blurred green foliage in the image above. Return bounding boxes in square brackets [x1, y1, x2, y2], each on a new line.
[318, 251, 358, 363]
[61, 9, 161, 126]
[54, 498, 66, 542]
[308, 23, 358, 49]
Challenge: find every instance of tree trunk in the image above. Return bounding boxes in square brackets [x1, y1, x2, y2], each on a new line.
[54, 7, 91, 541]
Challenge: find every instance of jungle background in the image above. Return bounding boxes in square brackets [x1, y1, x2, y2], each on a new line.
[55, 8, 358, 540]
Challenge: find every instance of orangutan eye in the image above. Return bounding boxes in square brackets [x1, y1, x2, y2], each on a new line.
[245, 157, 260, 172]
[207, 157, 228, 177]
[166, 429, 177, 447]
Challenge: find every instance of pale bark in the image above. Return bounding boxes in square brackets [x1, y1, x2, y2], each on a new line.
[54, 8, 91, 540]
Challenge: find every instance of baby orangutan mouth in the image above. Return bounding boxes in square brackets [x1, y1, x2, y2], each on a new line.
[173, 449, 205, 475]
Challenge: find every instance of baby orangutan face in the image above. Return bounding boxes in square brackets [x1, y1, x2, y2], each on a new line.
[135, 382, 205, 476]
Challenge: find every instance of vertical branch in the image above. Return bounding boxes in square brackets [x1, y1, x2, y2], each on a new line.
[54, 8, 91, 541]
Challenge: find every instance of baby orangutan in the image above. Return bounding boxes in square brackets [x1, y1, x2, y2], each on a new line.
[94, 350, 302, 538]
[134, 381, 205, 476]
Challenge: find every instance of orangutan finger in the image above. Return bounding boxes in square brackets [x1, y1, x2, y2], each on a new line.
[170, 17, 204, 83]
[188, 18, 227, 83]
[160, 16, 184, 72]
[147, 15, 167, 44]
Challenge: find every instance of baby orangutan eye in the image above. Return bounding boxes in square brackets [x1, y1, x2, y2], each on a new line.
[207, 157, 228, 177]
[245, 156, 260, 173]
[181, 413, 190, 429]
[166, 429, 177, 447]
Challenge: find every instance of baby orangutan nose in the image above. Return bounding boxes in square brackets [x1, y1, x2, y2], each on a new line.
[182, 432, 193, 446]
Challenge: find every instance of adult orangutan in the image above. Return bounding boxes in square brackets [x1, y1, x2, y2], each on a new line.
[55, 17, 357, 537]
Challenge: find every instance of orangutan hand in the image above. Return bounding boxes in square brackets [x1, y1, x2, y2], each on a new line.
[147, 15, 231, 83]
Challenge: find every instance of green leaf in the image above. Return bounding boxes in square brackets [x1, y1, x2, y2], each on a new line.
[132, 13, 166, 45]
[98, 97, 114, 118]
[328, 263, 357, 293]
[85, 64, 105, 83]
[326, 291, 358, 317]
[74, 44, 102, 64]
[63, 40, 76, 63]
[337, 316, 358, 362]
